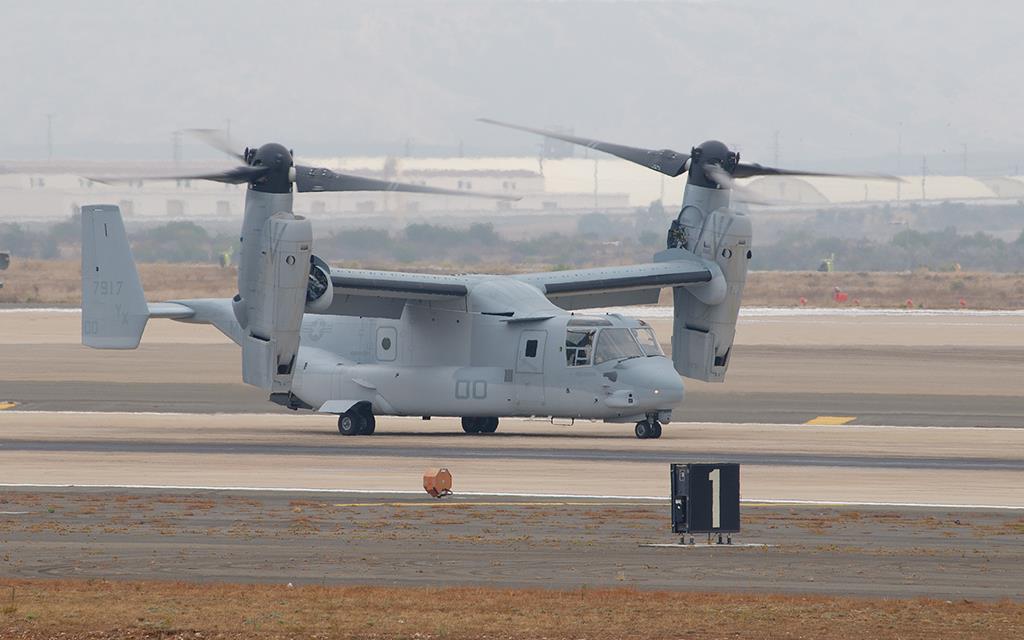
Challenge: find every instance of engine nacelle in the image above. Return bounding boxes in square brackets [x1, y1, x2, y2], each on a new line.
[305, 254, 334, 314]
[658, 206, 751, 382]
[240, 212, 312, 392]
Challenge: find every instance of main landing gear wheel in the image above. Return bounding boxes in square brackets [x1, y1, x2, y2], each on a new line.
[635, 420, 662, 439]
[338, 407, 375, 436]
[462, 417, 499, 434]
[360, 413, 376, 435]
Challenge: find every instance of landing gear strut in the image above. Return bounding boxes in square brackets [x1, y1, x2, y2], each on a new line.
[338, 405, 376, 436]
[462, 417, 499, 434]
[634, 418, 662, 439]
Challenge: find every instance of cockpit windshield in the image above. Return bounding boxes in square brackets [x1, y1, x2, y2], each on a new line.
[632, 327, 664, 356]
[565, 322, 664, 367]
[593, 328, 645, 364]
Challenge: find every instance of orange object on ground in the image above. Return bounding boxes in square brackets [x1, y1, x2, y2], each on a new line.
[799, 297, 807, 306]
[423, 468, 453, 498]
[959, 298, 967, 308]
[906, 298, 914, 308]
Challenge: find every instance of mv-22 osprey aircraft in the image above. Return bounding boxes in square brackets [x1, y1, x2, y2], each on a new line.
[83, 124, 881, 438]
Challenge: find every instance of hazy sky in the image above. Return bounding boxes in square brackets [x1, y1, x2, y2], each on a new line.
[3, 0, 1021, 173]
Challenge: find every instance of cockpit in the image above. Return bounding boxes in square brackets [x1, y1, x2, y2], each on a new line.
[564, 315, 664, 367]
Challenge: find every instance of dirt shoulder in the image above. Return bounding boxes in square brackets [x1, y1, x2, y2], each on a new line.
[2, 259, 1023, 308]
[0, 579, 1020, 639]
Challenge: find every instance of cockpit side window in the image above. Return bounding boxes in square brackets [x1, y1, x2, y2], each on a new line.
[565, 329, 595, 366]
[632, 327, 664, 356]
[593, 328, 645, 365]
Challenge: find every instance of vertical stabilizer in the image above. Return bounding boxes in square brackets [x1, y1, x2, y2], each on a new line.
[81, 204, 149, 349]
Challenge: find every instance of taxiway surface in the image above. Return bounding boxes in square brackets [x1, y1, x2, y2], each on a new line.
[2, 309, 1023, 426]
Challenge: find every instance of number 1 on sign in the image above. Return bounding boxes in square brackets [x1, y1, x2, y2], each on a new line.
[708, 468, 720, 528]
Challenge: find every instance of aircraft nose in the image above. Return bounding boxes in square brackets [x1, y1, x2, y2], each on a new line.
[627, 357, 684, 407]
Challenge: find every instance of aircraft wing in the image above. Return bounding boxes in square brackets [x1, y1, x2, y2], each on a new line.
[319, 253, 717, 316]
[325, 268, 469, 318]
[514, 257, 715, 310]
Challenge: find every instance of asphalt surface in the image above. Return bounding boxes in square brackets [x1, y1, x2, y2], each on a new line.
[0, 488, 1021, 600]
[1, 435, 1021, 471]
[6, 379, 1023, 427]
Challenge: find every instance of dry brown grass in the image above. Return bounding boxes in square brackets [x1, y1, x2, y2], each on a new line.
[0, 579, 1020, 639]
[739, 270, 1024, 309]
[0, 259, 236, 304]
[3, 259, 1024, 309]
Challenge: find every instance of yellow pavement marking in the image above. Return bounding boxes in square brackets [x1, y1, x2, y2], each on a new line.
[0, 402, 17, 410]
[805, 416, 856, 425]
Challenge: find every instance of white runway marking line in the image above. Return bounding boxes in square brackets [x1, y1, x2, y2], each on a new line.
[0, 483, 1021, 511]
[0, 410, 1018, 432]
[639, 543, 775, 549]
[592, 306, 1024, 319]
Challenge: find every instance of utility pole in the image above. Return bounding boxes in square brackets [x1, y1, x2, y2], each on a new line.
[172, 130, 183, 165]
[921, 155, 928, 201]
[895, 124, 902, 206]
[46, 113, 55, 161]
[896, 123, 903, 173]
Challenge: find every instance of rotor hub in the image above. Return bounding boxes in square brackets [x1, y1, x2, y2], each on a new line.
[688, 140, 739, 188]
[248, 142, 294, 193]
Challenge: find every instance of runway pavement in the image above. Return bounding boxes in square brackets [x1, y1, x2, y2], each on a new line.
[1, 412, 1021, 506]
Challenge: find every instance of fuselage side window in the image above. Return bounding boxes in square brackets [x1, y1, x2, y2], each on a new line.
[565, 329, 595, 367]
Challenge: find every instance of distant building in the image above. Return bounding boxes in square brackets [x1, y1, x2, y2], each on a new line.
[2, 156, 1021, 223]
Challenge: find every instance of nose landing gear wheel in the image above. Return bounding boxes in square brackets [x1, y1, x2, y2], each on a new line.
[635, 420, 662, 439]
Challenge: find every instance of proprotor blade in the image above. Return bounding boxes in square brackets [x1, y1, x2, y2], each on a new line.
[479, 118, 690, 177]
[294, 165, 520, 200]
[88, 165, 270, 185]
[702, 164, 776, 205]
[733, 162, 900, 181]
[184, 129, 246, 162]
